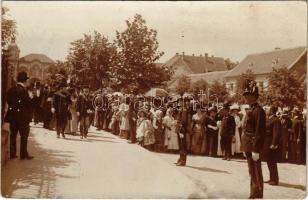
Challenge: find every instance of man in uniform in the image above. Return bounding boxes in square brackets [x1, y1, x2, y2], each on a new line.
[5, 71, 34, 160]
[241, 79, 266, 198]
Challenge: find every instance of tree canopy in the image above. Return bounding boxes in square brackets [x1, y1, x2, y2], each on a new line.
[114, 14, 171, 93]
[267, 67, 305, 108]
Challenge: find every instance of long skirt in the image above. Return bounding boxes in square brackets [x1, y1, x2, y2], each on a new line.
[71, 111, 78, 133]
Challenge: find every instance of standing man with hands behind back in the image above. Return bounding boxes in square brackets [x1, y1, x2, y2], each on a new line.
[241, 79, 266, 199]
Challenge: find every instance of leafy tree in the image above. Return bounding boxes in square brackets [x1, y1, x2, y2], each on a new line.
[2, 7, 17, 122]
[231, 69, 256, 104]
[1, 7, 17, 49]
[225, 58, 239, 70]
[67, 31, 118, 90]
[190, 79, 208, 96]
[209, 80, 229, 104]
[267, 67, 305, 108]
[114, 14, 171, 93]
[45, 60, 69, 86]
[174, 75, 191, 96]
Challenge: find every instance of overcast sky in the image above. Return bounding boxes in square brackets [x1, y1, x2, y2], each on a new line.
[3, 1, 307, 63]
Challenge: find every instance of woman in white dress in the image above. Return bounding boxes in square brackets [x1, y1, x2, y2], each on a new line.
[230, 105, 242, 155]
[163, 108, 179, 152]
[118, 98, 130, 139]
[70, 93, 78, 135]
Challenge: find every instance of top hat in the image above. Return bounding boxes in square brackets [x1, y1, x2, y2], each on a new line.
[243, 79, 259, 96]
[17, 71, 29, 82]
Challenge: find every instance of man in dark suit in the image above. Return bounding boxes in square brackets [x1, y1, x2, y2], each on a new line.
[280, 109, 292, 162]
[262, 105, 281, 186]
[241, 79, 266, 199]
[77, 86, 94, 139]
[52, 81, 71, 138]
[5, 71, 34, 160]
[175, 98, 192, 166]
[290, 108, 303, 164]
[220, 102, 236, 161]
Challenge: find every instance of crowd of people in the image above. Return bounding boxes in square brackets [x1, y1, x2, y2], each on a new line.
[27, 78, 306, 166]
[4, 71, 307, 199]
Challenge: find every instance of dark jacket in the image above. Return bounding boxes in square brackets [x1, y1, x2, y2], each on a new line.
[241, 103, 266, 153]
[291, 117, 303, 142]
[220, 114, 236, 137]
[76, 94, 93, 118]
[52, 89, 72, 120]
[262, 115, 282, 161]
[5, 83, 34, 124]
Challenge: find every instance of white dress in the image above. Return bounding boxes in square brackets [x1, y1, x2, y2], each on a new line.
[233, 115, 242, 153]
[163, 115, 179, 150]
[217, 120, 222, 156]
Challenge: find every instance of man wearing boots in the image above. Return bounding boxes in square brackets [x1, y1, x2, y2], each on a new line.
[241, 79, 266, 199]
[77, 86, 94, 139]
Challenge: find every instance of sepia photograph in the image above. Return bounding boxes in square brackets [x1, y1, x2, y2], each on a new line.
[1, 1, 307, 199]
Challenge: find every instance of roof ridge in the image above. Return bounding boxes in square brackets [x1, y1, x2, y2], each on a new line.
[247, 46, 306, 57]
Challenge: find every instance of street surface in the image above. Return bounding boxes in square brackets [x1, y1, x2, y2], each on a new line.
[1, 123, 306, 198]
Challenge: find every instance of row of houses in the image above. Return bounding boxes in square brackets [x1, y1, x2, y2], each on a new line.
[6, 42, 307, 95]
[165, 46, 307, 96]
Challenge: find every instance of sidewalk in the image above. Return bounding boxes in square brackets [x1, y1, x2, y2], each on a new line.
[1, 124, 206, 198]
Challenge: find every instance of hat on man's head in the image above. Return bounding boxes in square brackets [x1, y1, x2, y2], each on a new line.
[243, 79, 259, 96]
[223, 101, 231, 110]
[17, 71, 29, 82]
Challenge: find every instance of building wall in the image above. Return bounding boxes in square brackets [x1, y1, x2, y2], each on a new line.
[18, 61, 51, 81]
[225, 74, 269, 96]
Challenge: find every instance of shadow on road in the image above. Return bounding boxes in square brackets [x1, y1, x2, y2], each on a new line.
[184, 165, 230, 174]
[1, 136, 76, 198]
[278, 182, 306, 191]
[63, 137, 118, 143]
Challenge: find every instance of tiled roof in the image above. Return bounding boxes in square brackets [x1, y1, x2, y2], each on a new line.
[163, 54, 228, 74]
[225, 47, 307, 78]
[188, 71, 228, 84]
[19, 53, 55, 64]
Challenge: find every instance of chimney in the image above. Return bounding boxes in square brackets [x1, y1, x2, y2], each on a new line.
[182, 52, 185, 55]
[176, 52, 179, 56]
[204, 53, 208, 73]
[192, 54, 195, 56]
[200, 54, 202, 57]
[274, 47, 280, 50]
[204, 53, 208, 59]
